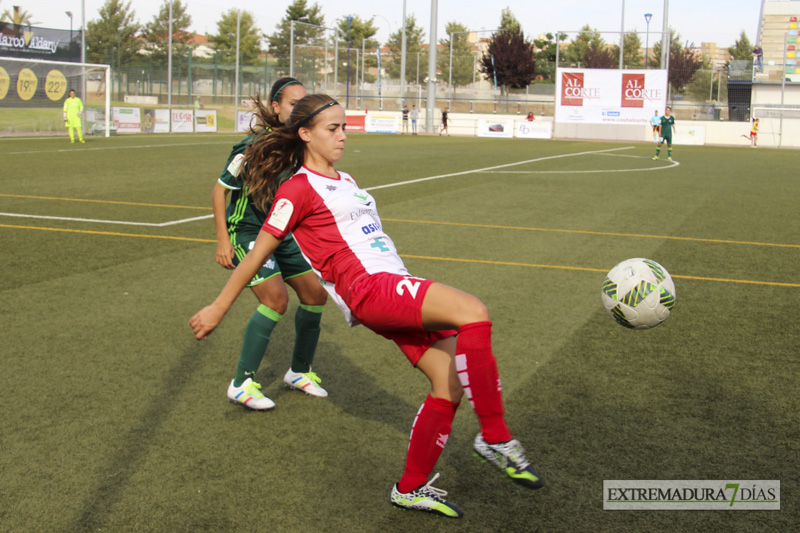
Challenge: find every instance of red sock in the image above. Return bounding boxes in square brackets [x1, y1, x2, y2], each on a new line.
[455, 321, 512, 444]
[397, 394, 458, 493]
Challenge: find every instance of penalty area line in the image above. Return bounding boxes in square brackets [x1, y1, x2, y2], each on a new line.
[0, 212, 213, 227]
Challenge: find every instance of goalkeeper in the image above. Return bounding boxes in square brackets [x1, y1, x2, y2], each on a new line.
[63, 89, 85, 144]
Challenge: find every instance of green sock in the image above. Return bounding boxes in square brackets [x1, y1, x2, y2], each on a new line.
[290, 304, 323, 373]
[668, 147, 673, 157]
[656, 147, 661, 156]
[233, 304, 282, 386]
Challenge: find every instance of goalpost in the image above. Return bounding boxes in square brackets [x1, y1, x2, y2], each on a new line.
[0, 57, 111, 137]
[751, 106, 800, 149]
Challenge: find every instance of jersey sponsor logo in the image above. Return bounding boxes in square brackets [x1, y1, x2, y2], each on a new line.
[268, 199, 293, 232]
[227, 153, 245, 177]
[361, 222, 381, 235]
[370, 237, 390, 252]
[353, 192, 368, 201]
[350, 208, 377, 220]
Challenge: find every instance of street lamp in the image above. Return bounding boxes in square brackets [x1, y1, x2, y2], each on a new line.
[346, 16, 353, 109]
[65, 11, 73, 48]
[644, 13, 652, 69]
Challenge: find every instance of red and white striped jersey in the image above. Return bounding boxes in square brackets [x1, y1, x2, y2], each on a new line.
[262, 165, 408, 324]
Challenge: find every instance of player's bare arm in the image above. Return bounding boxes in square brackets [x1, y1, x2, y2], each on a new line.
[190, 231, 282, 339]
[212, 183, 235, 269]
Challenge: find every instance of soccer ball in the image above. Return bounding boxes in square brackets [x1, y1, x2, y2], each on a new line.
[601, 258, 676, 329]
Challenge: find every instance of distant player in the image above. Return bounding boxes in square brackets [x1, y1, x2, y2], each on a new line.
[63, 89, 85, 144]
[653, 106, 676, 161]
[742, 118, 759, 147]
[439, 107, 449, 136]
[650, 110, 660, 144]
[401, 105, 409, 134]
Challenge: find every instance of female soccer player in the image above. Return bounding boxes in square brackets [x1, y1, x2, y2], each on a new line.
[191, 94, 544, 517]
[743, 118, 759, 147]
[212, 78, 329, 410]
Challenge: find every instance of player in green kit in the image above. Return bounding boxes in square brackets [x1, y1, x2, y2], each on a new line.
[63, 89, 85, 144]
[653, 106, 676, 161]
[212, 78, 329, 410]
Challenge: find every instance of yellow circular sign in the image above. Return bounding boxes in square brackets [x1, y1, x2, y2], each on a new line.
[16, 68, 38, 101]
[45, 69, 68, 101]
[0, 67, 10, 100]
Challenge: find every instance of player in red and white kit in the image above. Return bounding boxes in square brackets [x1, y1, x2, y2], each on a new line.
[190, 94, 544, 519]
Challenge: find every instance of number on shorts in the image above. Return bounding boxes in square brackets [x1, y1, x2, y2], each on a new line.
[396, 278, 421, 299]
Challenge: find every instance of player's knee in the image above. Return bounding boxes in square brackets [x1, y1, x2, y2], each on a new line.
[461, 296, 490, 324]
[297, 284, 328, 306]
[256, 291, 289, 314]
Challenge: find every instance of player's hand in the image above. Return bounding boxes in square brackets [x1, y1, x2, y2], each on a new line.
[189, 303, 225, 340]
[215, 240, 235, 269]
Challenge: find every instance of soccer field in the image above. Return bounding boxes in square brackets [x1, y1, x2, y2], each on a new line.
[1, 133, 797, 531]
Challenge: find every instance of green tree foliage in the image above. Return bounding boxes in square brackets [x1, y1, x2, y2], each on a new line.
[141, 0, 193, 61]
[384, 14, 427, 85]
[728, 30, 753, 60]
[333, 16, 380, 84]
[86, 0, 141, 65]
[268, 0, 325, 67]
[479, 27, 536, 94]
[439, 22, 475, 88]
[564, 25, 615, 68]
[499, 7, 521, 33]
[613, 32, 644, 68]
[652, 32, 705, 93]
[209, 9, 264, 65]
[533, 32, 566, 81]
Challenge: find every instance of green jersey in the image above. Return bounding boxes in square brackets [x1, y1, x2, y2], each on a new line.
[63, 96, 83, 117]
[659, 115, 675, 137]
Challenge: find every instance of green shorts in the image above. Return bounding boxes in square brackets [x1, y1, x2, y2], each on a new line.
[660, 134, 672, 145]
[231, 232, 313, 287]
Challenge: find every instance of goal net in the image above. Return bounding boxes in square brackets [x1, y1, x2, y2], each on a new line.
[751, 106, 800, 148]
[0, 57, 110, 136]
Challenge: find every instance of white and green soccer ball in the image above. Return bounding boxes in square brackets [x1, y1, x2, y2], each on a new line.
[601, 258, 676, 329]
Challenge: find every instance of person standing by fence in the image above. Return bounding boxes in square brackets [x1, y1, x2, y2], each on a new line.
[410, 105, 419, 135]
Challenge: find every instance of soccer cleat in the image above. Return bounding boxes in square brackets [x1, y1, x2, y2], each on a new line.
[390, 473, 463, 518]
[667, 157, 673, 161]
[284, 369, 328, 398]
[227, 378, 275, 410]
[473, 434, 545, 489]
[80, 139, 85, 144]
[652, 155, 659, 160]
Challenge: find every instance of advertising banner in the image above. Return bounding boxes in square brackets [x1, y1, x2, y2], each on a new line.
[555, 68, 667, 125]
[514, 120, 552, 139]
[112, 106, 141, 134]
[672, 125, 706, 145]
[171, 109, 194, 133]
[0, 22, 81, 61]
[237, 111, 255, 133]
[477, 118, 515, 138]
[365, 115, 398, 134]
[345, 115, 365, 132]
[195, 109, 217, 132]
[142, 108, 169, 133]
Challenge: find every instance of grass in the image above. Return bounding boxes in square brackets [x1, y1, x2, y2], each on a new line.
[0, 133, 797, 532]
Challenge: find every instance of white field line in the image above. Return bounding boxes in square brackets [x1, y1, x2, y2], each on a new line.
[363, 146, 635, 191]
[5, 140, 236, 155]
[487, 160, 680, 174]
[3, 146, 640, 226]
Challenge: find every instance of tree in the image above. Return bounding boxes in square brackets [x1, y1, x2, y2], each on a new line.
[268, 0, 325, 67]
[439, 22, 475, 89]
[384, 14, 427, 85]
[533, 32, 566, 81]
[141, 0, 193, 61]
[613, 32, 643, 68]
[1, 5, 38, 25]
[564, 25, 615, 68]
[728, 30, 753, 60]
[479, 27, 536, 94]
[332, 16, 380, 84]
[652, 32, 704, 93]
[86, 0, 141, 65]
[209, 9, 264, 65]
[499, 7, 521, 34]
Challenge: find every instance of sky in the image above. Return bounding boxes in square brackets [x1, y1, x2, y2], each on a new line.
[32, 0, 760, 48]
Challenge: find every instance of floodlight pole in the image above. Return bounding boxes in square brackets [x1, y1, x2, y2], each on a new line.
[167, 0, 172, 132]
[400, 0, 407, 105]
[346, 16, 353, 109]
[289, 20, 294, 77]
[234, 9, 240, 129]
[619, 0, 625, 69]
[644, 13, 652, 69]
[425, 0, 438, 134]
[81, 0, 85, 115]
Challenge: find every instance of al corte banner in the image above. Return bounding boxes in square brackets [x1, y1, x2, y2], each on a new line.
[555, 68, 667, 125]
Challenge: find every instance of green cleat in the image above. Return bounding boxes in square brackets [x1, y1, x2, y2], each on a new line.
[473, 434, 545, 489]
[667, 157, 672, 161]
[652, 156, 659, 160]
[391, 474, 463, 518]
